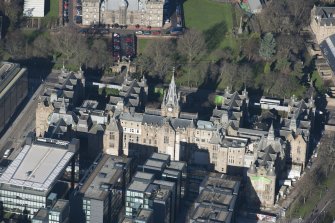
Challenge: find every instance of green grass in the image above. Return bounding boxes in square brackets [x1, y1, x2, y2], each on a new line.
[137, 39, 149, 55]
[184, 0, 233, 32]
[184, 0, 237, 54]
[46, 0, 59, 18]
[312, 70, 326, 93]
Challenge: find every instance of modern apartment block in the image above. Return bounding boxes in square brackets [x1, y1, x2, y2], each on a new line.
[123, 152, 187, 223]
[125, 174, 172, 223]
[32, 199, 70, 223]
[189, 173, 240, 223]
[0, 137, 79, 218]
[79, 154, 132, 223]
[0, 62, 28, 133]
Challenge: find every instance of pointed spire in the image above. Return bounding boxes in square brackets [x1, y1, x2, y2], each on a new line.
[268, 122, 275, 140]
[163, 67, 178, 107]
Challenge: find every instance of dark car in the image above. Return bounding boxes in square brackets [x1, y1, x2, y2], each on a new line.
[152, 31, 161, 35]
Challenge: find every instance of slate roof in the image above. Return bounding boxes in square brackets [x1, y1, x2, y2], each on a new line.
[142, 114, 164, 126]
[119, 112, 143, 122]
[320, 34, 335, 72]
[314, 6, 335, 26]
[257, 145, 277, 167]
[170, 118, 193, 129]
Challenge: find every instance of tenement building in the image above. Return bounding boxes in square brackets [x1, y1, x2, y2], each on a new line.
[0, 136, 79, 218]
[0, 61, 28, 133]
[82, 0, 165, 27]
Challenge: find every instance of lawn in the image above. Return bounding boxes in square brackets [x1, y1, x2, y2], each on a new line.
[46, 0, 59, 18]
[183, 0, 238, 54]
[137, 38, 149, 55]
[184, 0, 234, 32]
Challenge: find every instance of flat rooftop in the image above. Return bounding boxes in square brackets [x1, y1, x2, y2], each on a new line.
[201, 173, 240, 195]
[80, 155, 130, 200]
[133, 172, 154, 182]
[153, 188, 170, 202]
[144, 159, 165, 169]
[122, 208, 152, 223]
[197, 189, 235, 209]
[33, 208, 49, 221]
[150, 153, 170, 162]
[191, 205, 232, 223]
[169, 161, 186, 172]
[0, 62, 26, 98]
[0, 139, 75, 192]
[128, 179, 151, 193]
[162, 169, 180, 178]
[51, 199, 69, 213]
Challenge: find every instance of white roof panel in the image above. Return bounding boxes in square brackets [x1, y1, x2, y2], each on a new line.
[0, 142, 74, 191]
[24, 0, 45, 17]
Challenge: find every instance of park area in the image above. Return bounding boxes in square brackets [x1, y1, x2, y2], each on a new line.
[183, 0, 238, 54]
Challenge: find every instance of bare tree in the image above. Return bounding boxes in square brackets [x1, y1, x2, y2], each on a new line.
[242, 36, 260, 61]
[178, 29, 206, 87]
[143, 39, 175, 79]
[52, 28, 88, 67]
[134, 54, 152, 76]
[219, 62, 238, 90]
[88, 39, 111, 69]
[4, 30, 25, 59]
[32, 35, 52, 57]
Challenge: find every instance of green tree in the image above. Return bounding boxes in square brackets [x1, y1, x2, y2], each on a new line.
[259, 32, 276, 61]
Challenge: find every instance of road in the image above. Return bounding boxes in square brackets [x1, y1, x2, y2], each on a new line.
[0, 82, 44, 160]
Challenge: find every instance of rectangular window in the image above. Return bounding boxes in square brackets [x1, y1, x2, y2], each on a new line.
[164, 136, 169, 144]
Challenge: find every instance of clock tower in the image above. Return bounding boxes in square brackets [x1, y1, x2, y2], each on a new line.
[161, 69, 180, 118]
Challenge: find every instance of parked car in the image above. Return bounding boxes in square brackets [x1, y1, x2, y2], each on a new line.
[3, 148, 14, 159]
[135, 30, 143, 35]
[152, 31, 161, 35]
[143, 30, 151, 35]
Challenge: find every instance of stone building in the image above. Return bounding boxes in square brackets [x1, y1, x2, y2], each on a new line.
[245, 124, 286, 208]
[83, 0, 165, 27]
[246, 164, 276, 208]
[82, 0, 100, 25]
[35, 68, 315, 210]
[279, 95, 315, 170]
[311, 5, 335, 44]
[36, 69, 84, 137]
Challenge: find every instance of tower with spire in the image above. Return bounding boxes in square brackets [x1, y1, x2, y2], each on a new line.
[268, 122, 275, 141]
[161, 68, 180, 118]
